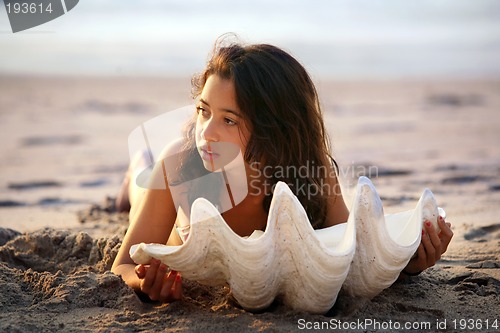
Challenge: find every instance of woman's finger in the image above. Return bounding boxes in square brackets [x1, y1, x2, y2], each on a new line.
[421, 228, 436, 267]
[149, 263, 169, 301]
[415, 242, 427, 268]
[172, 273, 183, 300]
[159, 270, 178, 302]
[438, 217, 454, 254]
[142, 258, 160, 294]
[410, 243, 427, 273]
[135, 264, 146, 279]
[424, 221, 441, 261]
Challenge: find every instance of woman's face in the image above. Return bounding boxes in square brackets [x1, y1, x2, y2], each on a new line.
[195, 74, 250, 172]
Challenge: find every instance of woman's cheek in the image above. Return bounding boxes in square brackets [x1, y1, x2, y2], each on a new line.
[194, 123, 202, 144]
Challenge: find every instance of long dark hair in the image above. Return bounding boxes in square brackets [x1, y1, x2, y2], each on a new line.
[175, 36, 338, 229]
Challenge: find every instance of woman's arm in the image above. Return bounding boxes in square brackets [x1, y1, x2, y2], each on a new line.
[112, 141, 185, 302]
[111, 176, 183, 301]
[111, 182, 175, 275]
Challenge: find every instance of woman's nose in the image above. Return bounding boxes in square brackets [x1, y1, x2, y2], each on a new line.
[201, 118, 219, 142]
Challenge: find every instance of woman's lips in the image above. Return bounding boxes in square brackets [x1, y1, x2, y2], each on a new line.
[200, 148, 220, 161]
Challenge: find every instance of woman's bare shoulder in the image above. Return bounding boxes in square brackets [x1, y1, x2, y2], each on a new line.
[158, 137, 187, 160]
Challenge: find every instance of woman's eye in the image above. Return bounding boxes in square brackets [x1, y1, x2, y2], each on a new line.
[196, 106, 210, 118]
[225, 118, 237, 126]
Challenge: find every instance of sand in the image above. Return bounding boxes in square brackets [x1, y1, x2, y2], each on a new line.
[0, 76, 499, 332]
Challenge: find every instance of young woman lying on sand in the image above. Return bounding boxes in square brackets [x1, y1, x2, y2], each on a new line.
[111, 37, 454, 303]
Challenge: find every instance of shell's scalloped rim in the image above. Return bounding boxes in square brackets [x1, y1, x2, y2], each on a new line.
[129, 176, 438, 314]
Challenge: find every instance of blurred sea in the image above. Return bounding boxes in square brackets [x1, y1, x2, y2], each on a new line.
[1, 0, 500, 79]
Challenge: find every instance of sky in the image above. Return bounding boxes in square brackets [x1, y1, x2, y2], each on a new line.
[1, 0, 499, 79]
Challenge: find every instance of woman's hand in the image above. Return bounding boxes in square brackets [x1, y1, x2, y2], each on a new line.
[135, 258, 183, 302]
[402, 216, 454, 276]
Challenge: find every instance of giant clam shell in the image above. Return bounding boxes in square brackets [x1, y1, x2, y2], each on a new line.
[130, 176, 442, 314]
[342, 177, 439, 298]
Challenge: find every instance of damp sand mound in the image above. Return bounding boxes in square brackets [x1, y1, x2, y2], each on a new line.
[0, 228, 139, 332]
[0, 228, 249, 332]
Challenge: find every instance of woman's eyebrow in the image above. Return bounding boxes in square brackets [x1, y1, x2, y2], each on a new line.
[199, 98, 210, 106]
[199, 98, 241, 118]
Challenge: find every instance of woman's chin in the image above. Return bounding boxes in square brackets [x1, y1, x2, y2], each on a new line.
[201, 160, 223, 173]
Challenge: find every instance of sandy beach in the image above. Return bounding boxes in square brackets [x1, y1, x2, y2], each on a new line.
[0, 76, 499, 332]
